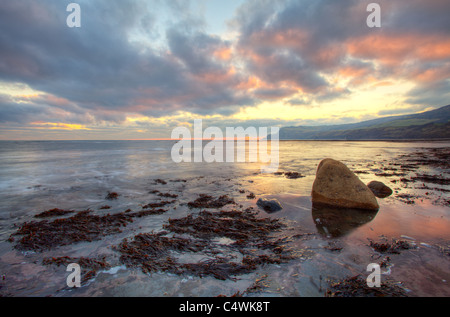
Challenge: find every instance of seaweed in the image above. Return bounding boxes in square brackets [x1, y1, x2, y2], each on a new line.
[116, 232, 207, 275]
[34, 208, 75, 218]
[284, 172, 305, 179]
[273, 171, 305, 179]
[374, 172, 407, 177]
[244, 274, 269, 294]
[169, 179, 187, 183]
[11, 210, 133, 251]
[12, 200, 295, 281]
[187, 194, 236, 209]
[217, 291, 244, 297]
[132, 208, 168, 217]
[395, 193, 417, 205]
[154, 179, 167, 185]
[116, 210, 294, 280]
[105, 192, 119, 200]
[437, 244, 450, 257]
[42, 255, 111, 285]
[163, 210, 283, 241]
[411, 174, 450, 186]
[180, 258, 254, 281]
[10, 195, 185, 252]
[368, 238, 414, 254]
[325, 275, 407, 297]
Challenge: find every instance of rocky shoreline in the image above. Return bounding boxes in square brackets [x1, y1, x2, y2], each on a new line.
[353, 147, 449, 207]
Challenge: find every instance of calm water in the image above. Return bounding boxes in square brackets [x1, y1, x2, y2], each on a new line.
[0, 140, 449, 296]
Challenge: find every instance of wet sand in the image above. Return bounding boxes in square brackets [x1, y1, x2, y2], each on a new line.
[0, 142, 449, 297]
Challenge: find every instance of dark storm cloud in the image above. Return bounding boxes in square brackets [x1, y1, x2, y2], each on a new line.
[233, 0, 368, 95]
[0, 0, 252, 126]
[1, 1, 160, 108]
[167, 26, 225, 75]
[383, 0, 450, 34]
[405, 80, 450, 107]
[0, 0, 449, 133]
[0, 96, 44, 124]
[233, 0, 450, 105]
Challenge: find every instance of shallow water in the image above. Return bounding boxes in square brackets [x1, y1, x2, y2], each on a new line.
[0, 140, 449, 297]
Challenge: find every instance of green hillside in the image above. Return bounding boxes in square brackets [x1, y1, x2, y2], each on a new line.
[276, 105, 450, 140]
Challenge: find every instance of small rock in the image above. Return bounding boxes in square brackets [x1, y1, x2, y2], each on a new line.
[367, 181, 393, 198]
[105, 192, 119, 200]
[256, 198, 283, 213]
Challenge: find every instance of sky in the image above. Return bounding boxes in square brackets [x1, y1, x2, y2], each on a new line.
[0, 0, 449, 140]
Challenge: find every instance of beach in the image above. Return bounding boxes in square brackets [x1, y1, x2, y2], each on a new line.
[0, 140, 449, 297]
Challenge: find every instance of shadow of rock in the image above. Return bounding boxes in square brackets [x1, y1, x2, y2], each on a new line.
[312, 205, 378, 238]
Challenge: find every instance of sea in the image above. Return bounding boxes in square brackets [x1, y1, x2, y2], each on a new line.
[0, 140, 449, 297]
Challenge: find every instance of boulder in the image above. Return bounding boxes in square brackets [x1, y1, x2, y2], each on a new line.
[311, 158, 379, 211]
[367, 181, 393, 198]
[256, 198, 283, 213]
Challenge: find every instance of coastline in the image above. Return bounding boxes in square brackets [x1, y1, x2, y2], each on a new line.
[0, 141, 449, 297]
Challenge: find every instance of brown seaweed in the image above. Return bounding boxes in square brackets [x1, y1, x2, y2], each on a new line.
[132, 208, 168, 217]
[105, 192, 119, 200]
[180, 258, 254, 281]
[42, 256, 111, 285]
[284, 172, 305, 179]
[11, 210, 133, 251]
[10, 205, 175, 251]
[116, 232, 207, 275]
[187, 194, 236, 209]
[116, 210, 294, 280]
[368, 238, 414, 254]
[34, 208, 75, 218]
[325, 275, 407, 297]
[163, 210, 283, 241]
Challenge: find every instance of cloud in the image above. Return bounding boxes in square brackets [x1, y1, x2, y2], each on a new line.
[0, 0, 449, 139]
[0, 94, 48, 124]
[0, 0, 255, 128]
[377, 104, 430, 117]
[405, 79, 450, 106]
[232, 0, 450, 105]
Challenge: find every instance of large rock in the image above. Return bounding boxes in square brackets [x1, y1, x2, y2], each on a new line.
[367, 181, 393, 198]
[311, 158, 379, 211]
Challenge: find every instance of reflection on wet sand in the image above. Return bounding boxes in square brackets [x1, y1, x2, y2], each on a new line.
[1, 141, 449, 297]
[312, 205, 378, 238]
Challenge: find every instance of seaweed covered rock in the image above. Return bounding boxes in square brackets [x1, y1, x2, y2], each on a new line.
[311, 158, 379, 211]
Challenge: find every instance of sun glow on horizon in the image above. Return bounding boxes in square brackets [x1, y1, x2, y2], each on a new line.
[30, 122, 91, 131]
